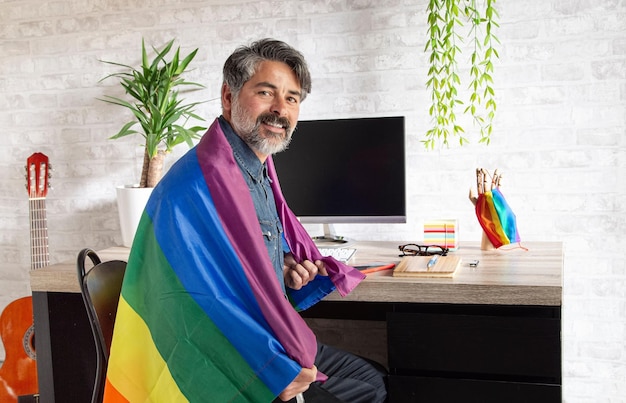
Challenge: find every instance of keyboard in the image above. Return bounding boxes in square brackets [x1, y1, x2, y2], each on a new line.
[318, 247, 357, 263]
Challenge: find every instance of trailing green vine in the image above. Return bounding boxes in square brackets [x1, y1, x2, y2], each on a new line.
[424, 0, 500, 149]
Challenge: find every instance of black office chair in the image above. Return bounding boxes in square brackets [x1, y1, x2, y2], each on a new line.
[77, 248, 126, 403]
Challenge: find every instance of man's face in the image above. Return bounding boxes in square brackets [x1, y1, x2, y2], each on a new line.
[222, 60, 303, 161]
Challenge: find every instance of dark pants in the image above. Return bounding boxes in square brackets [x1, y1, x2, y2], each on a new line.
[274, 342, 388, 403]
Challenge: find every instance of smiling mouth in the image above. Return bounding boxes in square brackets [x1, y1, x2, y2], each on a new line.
[264, 121, 285, 132]
[259, 113, 290, 134]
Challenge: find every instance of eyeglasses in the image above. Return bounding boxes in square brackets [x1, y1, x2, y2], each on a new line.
[398, 244, 449, 257]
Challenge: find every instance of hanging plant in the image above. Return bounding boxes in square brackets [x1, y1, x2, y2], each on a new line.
[424, 0, 499, 149]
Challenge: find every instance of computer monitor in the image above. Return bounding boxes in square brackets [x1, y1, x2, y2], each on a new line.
[272, 116, 406, 245]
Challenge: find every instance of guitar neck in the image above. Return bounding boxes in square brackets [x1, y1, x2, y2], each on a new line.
[29, 197, 49, 270]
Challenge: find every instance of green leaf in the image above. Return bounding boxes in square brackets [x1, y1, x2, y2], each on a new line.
[109, 121, 139, 139]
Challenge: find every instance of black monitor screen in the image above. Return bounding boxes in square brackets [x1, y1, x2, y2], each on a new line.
[272, 116, 406, 224]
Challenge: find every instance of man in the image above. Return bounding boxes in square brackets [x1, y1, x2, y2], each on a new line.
[104, 39, 386, 403]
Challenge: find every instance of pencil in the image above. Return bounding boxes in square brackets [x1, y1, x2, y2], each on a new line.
[354, 263, 396, 274]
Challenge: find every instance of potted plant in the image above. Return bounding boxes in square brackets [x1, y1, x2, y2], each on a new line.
[99, 38, 206, 246]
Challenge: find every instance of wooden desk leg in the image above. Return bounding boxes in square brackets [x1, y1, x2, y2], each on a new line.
[32, 292, 96, 403]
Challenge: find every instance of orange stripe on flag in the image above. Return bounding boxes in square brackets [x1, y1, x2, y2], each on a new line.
[103, 378, 128, 403]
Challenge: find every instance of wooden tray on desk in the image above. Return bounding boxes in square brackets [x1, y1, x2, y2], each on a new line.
[393, 255, 462, 278]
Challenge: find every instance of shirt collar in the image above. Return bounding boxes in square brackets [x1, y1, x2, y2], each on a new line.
[219, 116, 266, 183]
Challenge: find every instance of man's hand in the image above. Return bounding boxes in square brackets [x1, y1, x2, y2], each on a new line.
[278, 366, 317, 401]
[283, 253, 328, 290]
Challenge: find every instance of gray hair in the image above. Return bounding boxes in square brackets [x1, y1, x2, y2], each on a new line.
[222, 38, 312, 101]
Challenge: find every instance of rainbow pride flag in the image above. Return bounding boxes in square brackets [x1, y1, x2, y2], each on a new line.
[104, 119, 365, 402]
[475, 188, 521, 249]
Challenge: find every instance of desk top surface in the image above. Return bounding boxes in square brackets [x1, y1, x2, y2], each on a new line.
[330, 241, 562, 306]
[30, 241, 562, 306]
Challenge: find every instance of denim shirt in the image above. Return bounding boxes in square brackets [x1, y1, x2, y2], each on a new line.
[219, 117, 286, 293]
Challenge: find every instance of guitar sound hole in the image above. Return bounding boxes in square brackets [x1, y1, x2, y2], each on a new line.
[23, 324, 37, 360]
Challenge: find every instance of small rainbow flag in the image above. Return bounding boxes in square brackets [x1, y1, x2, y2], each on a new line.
[104, 119, 364, 402]
[475, 188, 521, 249]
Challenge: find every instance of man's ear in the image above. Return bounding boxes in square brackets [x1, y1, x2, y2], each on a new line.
[221, 83, 232, 111]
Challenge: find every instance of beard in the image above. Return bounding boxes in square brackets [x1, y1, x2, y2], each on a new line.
[230, 98, 295, 156]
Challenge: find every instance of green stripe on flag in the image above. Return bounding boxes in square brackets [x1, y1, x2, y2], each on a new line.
[122, 213, 275, 402]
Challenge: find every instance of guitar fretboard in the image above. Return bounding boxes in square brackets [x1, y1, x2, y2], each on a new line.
[29, 197, 49, 270]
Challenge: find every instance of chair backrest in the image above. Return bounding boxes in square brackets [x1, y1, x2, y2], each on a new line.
[77, 248, 126, 403]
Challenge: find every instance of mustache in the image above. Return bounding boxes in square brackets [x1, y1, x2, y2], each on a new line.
[257, 113, 291, 133]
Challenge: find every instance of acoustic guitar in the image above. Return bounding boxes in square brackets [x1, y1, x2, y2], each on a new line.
[0, 153, 50, 401]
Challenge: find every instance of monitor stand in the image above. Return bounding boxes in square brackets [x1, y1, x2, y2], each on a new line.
[311, 224, 354, 248]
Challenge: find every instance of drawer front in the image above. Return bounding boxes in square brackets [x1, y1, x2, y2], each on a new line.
[388, 375, 561, 403]
[387, 311, 561, 382]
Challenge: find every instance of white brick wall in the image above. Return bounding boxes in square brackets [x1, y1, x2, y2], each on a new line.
[1, 0, 624, 401]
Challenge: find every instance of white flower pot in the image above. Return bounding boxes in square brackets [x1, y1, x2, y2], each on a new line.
[116, 186, 153, 248]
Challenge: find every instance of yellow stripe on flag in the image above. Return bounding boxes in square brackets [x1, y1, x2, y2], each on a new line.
[484, 192, 509, 244]
[105, 297, 188, 403]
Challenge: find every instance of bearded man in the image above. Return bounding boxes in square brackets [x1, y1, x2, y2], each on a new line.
[104, 39, 387, 403]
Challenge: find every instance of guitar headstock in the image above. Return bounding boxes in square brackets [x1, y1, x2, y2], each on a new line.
[26, 152, 51, 199]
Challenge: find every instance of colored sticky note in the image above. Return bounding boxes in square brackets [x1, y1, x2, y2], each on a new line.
[424, 219, 458, 250]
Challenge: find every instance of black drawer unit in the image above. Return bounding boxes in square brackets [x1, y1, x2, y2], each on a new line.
[388, 375, 561, 403]
[387, 304, 561, 402]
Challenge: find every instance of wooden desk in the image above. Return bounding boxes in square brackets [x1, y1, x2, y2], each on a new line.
[326, 241, 561, 305]
[303, 241, 563, 402]
[30, 242, 562, 403]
